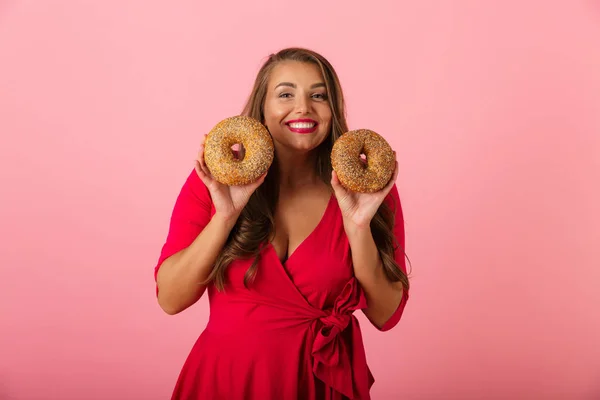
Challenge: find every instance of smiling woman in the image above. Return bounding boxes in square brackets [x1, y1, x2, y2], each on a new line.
[263, 61, 333, 154]
[153, 47, 410, 400]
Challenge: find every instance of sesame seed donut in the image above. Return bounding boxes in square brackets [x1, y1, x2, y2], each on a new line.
[331, 129, 395, 193]
[204, 116, 274, 186]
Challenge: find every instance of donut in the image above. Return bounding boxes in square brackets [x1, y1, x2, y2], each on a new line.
[204, 116, 274, 186]
[331, 129, 395, 193]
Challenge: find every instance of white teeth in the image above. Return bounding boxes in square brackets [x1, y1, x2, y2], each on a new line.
[289, 122, 315, 129]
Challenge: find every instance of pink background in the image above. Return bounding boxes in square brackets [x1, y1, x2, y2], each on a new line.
[1, 1, 599, 399]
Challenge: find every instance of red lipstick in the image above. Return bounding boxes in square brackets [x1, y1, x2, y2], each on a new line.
[285, 119, 318, 134]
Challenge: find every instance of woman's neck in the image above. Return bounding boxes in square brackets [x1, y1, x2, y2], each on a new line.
[275, 148, 321, 190]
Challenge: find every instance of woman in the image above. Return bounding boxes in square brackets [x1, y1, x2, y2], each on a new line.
[154, 47, 410, 400]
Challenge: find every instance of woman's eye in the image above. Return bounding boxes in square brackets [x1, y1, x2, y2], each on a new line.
[279, 93, 292, 98]
[312, 93, 327, 100]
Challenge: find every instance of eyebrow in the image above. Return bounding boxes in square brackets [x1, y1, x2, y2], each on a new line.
[274, 82, 326, 90]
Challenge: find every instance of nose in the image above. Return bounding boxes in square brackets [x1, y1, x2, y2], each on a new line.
[295, 94, 311, 114]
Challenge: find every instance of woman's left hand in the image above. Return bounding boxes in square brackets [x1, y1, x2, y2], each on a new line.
[331, 154, 399, 230]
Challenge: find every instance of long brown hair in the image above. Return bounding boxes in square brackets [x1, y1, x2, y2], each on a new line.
[203, 48, 410, 294]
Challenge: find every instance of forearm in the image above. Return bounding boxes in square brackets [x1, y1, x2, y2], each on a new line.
[156, 212, 238, 315]
[345, 221, 404, 328]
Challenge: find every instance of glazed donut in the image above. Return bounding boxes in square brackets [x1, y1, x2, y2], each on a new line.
[331, 129, 395, 193]
[204, 116, 274, 186]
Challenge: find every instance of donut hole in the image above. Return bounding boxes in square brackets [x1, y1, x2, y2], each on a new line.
[230, 143, 246, 160]
[359, 153, 367, 165]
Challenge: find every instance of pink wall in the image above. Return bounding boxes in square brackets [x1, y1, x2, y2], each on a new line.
[1, 1, 599, 399]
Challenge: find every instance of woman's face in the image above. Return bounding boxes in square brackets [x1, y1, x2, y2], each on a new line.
[262, 61, 332, 154]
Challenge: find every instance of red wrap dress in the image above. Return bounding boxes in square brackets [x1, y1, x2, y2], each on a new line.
[154, 170, 409, 399]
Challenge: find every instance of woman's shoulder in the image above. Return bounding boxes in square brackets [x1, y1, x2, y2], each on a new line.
[180, 168, 212, 203]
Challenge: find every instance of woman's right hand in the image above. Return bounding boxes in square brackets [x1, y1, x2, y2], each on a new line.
[194, 134, 267, 221]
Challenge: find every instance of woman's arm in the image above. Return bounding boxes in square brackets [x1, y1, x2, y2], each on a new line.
[155, 136, 267, 315]
[331, 159, 409, 330]
[156, 211, 238, 315]
[345, 223, 404, 329]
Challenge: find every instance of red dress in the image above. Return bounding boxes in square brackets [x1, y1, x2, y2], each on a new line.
[154, 170, 409, 400]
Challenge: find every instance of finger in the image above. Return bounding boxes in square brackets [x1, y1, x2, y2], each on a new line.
[331, 170, 338, 184]
[330, 170, 348, 198]
[382, 161, 399, 195]
[197, 144, 204, 165]
[198, 145, 211, 176]
[240, 169, 268, 190]
[195, 160, 219, 190]
[331, 170, 341, 188]
[250, 170, 268, 188]
[195, 157, 208, 177]
[194, 160, 210, 185]
[198, 134, 209, 160]
[200, 158, 211, 177]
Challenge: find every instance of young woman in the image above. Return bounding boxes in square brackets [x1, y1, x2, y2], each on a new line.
[154, 47, 410, 400]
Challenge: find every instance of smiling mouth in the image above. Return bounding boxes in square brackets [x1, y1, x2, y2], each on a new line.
[287, 124, 317, 134]
[288, 122, 316, 129]
[286, 120, 318, 134]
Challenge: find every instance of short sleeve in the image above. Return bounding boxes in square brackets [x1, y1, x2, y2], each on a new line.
[153, 169, 214, 295]
[372, 184, 410, 332]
